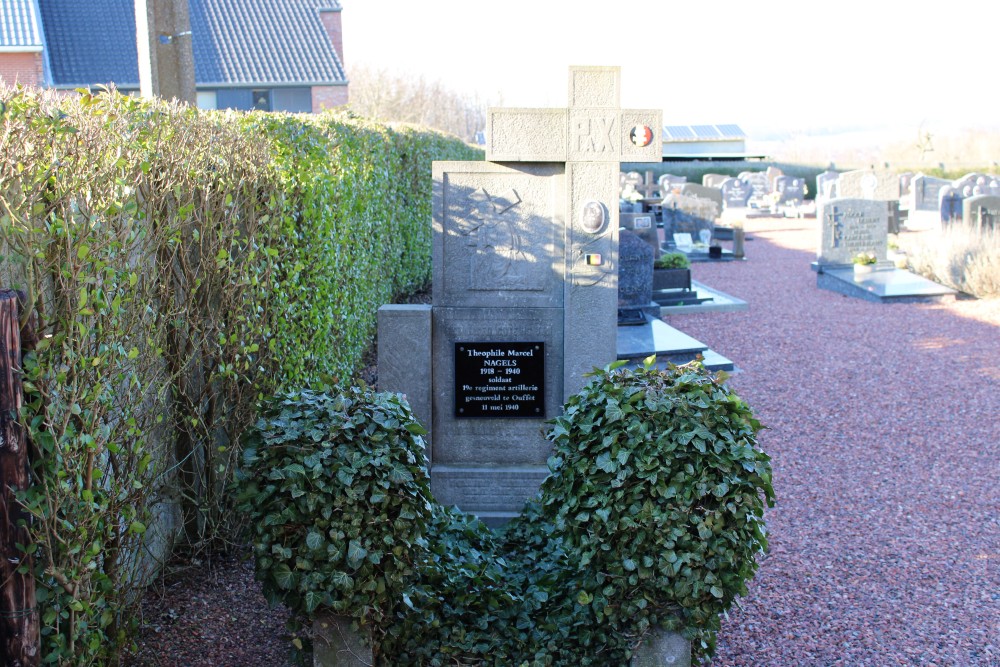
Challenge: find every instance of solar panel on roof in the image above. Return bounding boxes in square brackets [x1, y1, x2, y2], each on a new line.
[663, 126, 695, 140]
[692, 125, 721, 139]
[717, 124, 745, 138]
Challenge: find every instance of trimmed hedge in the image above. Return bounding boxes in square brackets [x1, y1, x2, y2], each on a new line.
[240, 360, 774, 665]
[0, 86, 480, 665]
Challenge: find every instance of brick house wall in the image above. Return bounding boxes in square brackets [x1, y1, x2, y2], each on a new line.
[318, 9, 344, 68]
[0, 51, 44, 87]
[314, 7, 347, 111]
[312, 84, 348, 112]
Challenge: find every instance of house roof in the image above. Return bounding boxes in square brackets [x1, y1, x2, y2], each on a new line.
[33, 0, 345, 88]
[663, 124, 746, 143]
[0, 0, 44, 49]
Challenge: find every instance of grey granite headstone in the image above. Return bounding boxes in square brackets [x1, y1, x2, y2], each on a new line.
[720, 177, 752, 208]
[658, 173, 687, 193]
[701, 173, 728, 188]
[837, 168, 900, 201]
[963, 194, 1000, 229]
[899, 172, 914, 196]
[381, 66, 661, 523]
[816, 170, 840, 201]
[911, 174, 950, 211]
[617, 229, 654, 309]
[621, 170, 643, 187]
[620, 211, 660, 255]
[680, 183, 724, 210]
[738, 171, 770, 200]
[952, 172, 990, 195]
[818, 198, 889, 267]
[775, 176, 805, 204]
[765, 165, 784, 191]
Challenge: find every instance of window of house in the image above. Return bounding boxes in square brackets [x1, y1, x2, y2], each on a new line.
[252, 89, 272, 111]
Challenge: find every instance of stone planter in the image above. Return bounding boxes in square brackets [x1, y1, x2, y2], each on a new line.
[853, 263, 875, 276]
[314, 613, 372, 667]
[631, 628, 691, 666]
[652, 267, 692, 291]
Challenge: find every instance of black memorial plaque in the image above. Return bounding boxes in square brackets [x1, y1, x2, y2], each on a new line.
[454, 342, 545, 418]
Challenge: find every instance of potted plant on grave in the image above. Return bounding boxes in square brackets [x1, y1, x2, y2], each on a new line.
[652, 252, 692, 291]
[852, 251, 878, 274]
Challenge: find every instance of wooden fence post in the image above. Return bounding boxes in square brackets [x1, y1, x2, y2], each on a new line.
[0, 290, 39, 667]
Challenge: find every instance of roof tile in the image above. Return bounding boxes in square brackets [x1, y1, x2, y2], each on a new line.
[1, 0, 44, 48]
[34, 0, 344, 88]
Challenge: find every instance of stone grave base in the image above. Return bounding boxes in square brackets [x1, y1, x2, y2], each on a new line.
[652, 288, 711, 307]
[658, 280, 748, 315]
[816, 266, 957, 303]
[314, 613, 690, 667]
[617, 314, 734, 371]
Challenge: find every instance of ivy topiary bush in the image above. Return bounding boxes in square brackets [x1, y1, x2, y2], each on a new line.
[505, 359, 774, 660]
[239, 360, 774, 665]
[235, 386, 435, 658]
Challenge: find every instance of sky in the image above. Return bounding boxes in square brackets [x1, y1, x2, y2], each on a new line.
[341, 0, 1000, 141]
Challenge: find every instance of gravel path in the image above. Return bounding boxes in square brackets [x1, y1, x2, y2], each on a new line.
[129, 220, 999, 666]
[685, 219, 1000, 666]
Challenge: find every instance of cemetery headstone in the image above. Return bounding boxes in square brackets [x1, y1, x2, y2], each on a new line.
[617, 229, 656, 321]
[952, 173, 989, 195]
[837, 168, 900, 201]
[817, 198, 889, 267]
[738, 171, 770, 201]
[702, 173, 728, 188]
[658, 173, 687, 194]
[816, 170, 839, 200]
[911, 174, 950, 211]
[680, 183, 724, 210]
[887, 200, 905, 235]
[661, 193, 718, 238]
[963, 194, 1000, 229]
[775, 176, 805, 205]
[379, 66, 661, 523]
[898, 172, 914, 196]
[815, 197, 957, 303]
[939, 186, 964, 225]
[720, 177, 753, 208]
[620, 211, 660, 255]
[765, 165, 784, 191]
[633, 170, 663, 199]
[621, 171, 643, 188]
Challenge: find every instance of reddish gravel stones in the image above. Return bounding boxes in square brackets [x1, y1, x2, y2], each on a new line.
[129, 221, 998, 666]
[681, 221, 1000, 666]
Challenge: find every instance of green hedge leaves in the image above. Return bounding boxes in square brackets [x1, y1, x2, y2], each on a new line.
[242, 361, 774, 665]
[0, 86, 480, 665]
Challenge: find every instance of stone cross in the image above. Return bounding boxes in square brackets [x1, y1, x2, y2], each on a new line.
[382, 67, 661, 523]
[485, 66, 662, 394]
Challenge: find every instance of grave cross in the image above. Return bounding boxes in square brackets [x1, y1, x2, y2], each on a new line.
[633, 171, 662, 199]
[485, 66, 662, 395]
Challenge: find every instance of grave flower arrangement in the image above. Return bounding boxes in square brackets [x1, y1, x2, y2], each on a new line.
[852, 251, 877, 265]
[654, 251, 692, 270]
